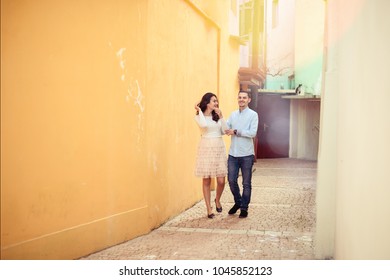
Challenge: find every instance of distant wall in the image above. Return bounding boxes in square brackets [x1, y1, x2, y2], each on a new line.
[294, 0, 325, 95]
[265, 0, 295, 90]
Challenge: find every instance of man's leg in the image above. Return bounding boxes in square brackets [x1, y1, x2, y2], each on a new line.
[239, 155, 254, 217]
[227, 155, 241, 214]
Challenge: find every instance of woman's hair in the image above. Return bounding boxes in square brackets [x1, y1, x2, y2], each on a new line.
[196, 92, 220, 122]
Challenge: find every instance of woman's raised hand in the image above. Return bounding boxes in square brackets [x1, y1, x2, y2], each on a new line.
[214, 108, 223, 118]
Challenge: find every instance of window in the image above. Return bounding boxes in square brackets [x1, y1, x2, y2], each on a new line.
[239, 0, 253, 40]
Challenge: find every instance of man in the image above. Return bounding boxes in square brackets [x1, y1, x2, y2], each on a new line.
[225, 91, 258, 218]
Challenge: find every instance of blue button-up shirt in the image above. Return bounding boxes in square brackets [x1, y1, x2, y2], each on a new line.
[226, 107, 258, 157]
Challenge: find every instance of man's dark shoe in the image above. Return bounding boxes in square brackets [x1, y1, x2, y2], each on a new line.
[228, 204, 240, 215]
[239, 210, 248, 218]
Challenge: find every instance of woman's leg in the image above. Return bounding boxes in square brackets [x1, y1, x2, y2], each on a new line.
[215, 176, 225, 209]
[202, 178, 212, 215]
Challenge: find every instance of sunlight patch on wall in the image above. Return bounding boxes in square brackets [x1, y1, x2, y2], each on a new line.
[116, 47, 127, 81]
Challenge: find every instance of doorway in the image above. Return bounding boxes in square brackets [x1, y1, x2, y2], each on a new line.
[256, 93, 290, 158]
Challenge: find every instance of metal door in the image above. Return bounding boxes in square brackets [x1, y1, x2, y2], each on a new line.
[256, 93, 290, 158]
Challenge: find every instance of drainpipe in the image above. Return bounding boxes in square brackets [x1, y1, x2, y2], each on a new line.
[252, 0, 261, 70]
[263, 0, 267, 89]
[249, 0, 262, 109]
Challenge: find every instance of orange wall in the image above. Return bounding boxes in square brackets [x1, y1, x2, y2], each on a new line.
[145, 0, 217, 225]
[1, 0, 240, 259]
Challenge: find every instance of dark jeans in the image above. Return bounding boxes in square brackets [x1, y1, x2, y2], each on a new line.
[227, 155, 255, 211]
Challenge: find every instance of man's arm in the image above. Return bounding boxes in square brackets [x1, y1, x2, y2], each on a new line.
[238, 113, 258, 138]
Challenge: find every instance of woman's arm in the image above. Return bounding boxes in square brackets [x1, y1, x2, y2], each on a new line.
[214, 108, 228, 133]
[194, 108, 207, 128]
[220, 118, 229, 134]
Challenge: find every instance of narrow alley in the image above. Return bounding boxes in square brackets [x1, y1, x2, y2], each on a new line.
[81, 158, 317, 260]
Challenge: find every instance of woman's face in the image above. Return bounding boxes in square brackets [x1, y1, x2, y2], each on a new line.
[207, 96, 219, 111]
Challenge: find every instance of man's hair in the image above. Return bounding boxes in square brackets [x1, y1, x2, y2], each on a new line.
[238, 90, 252, 99]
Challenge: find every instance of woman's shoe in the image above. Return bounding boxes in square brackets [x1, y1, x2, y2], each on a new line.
[207, 213, 215, 219]
[215, 199, 222, 213]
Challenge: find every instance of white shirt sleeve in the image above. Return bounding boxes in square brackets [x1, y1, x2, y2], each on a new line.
[220, 118, 228, 134]
[194, 110, 207, 128]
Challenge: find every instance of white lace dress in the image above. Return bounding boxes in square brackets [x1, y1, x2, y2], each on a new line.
[194, 111, 228, 178]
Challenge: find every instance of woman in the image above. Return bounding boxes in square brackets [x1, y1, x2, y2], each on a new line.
[194, 92, 228, 218]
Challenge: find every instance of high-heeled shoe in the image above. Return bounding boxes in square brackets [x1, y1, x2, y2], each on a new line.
[207, 213, 215, 219]
[215, 199, 222, 213]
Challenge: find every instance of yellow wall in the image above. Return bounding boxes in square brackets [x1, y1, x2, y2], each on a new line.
[1, 0, 240, 259]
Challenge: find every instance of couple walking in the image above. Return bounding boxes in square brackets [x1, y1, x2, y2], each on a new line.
[194, 91, 258, 219]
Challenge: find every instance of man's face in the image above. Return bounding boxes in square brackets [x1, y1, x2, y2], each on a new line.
[237, 92, 251, 109]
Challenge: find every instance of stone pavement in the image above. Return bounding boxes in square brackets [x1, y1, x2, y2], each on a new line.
[81, 158, 317, 260]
